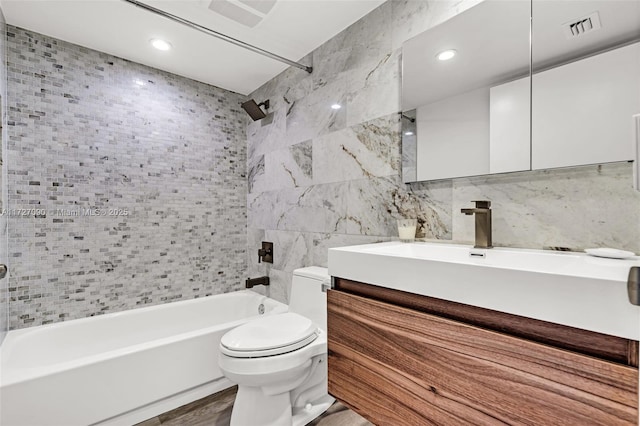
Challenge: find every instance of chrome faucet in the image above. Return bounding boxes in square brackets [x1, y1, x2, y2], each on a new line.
[461, 200, 493, 249]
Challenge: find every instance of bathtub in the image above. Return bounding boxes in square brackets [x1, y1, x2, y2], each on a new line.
[0, 290, 287, 426]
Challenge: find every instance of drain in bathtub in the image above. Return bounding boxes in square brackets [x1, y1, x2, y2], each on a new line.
[258, 303, 265, 315]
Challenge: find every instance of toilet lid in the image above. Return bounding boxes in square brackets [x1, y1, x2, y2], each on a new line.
[220, 313, 319, 357]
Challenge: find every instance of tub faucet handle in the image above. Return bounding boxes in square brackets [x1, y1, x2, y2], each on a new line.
[258, 241, 273, 264]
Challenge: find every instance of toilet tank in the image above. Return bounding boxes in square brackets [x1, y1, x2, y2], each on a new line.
[289, 267, 329, 332]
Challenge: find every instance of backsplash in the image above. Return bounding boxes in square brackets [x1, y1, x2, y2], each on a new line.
[6, 26, 247, 328]
[247, 0, 640, 303]
[451, 163, 639, 251]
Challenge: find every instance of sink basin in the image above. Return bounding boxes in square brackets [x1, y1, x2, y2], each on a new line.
[328, 242, 640, 340]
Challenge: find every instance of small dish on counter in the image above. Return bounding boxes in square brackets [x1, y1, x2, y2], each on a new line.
[584, 248, 636, 259]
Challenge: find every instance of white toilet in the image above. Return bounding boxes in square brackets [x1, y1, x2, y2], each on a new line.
[219, 266, 335, 426]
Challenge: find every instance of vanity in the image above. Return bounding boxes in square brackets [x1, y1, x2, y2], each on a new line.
[327, 0, 640, 421]
[326, 242, 640, 425]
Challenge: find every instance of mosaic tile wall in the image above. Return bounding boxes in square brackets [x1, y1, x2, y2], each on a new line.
[0, 10, 7, 343]
[6, 26, 247, 329]
[247, 0, 640, 303]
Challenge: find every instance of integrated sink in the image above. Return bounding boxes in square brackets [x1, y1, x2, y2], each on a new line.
[328, 242, 640, 340]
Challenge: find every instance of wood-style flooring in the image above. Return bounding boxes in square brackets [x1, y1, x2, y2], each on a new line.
[136, 386, 372, 426]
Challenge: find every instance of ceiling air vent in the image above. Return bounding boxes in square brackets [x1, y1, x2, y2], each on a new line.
[205, 0, 277, 28]
[562, 12, 602, 39]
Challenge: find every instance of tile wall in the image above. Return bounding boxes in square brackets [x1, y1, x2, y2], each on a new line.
[0, 8, 7, 342]
[246, 0, 640, 302]
[4, 1, 639, 326]
[6, 26, 248, 328]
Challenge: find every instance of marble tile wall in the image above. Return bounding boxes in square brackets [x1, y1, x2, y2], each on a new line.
[247, 0, 640, 303]
[6, 26, 248, 329]
[0, 9, 7, 343]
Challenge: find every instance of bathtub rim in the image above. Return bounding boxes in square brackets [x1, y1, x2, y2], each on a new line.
[1, 290, 287, 387]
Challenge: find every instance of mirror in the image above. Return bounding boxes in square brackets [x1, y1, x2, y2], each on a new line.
[402, 0, 640, 185]
[531, 0, 640, 170]
[401, 0, 531, 182]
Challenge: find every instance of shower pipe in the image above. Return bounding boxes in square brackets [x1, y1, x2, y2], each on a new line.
[121, 0, 313, 74]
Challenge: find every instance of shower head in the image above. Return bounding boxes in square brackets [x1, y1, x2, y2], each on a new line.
[241, 99, 270, 121]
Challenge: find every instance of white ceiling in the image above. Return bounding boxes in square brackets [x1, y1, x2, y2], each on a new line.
[0, 0, 385, 95]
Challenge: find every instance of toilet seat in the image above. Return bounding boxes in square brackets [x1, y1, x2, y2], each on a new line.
[221, 313, 319, 358]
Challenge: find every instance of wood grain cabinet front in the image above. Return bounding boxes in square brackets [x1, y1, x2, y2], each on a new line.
[327, 287, 639, 425]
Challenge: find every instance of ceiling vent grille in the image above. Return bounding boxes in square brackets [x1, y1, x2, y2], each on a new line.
[563, 12, 602, 39]
[206, 0, 277, 28]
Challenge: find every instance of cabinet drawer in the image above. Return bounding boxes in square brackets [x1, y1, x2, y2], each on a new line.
[328, 290, 638, 425]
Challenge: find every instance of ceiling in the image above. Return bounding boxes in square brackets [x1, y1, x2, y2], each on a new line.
[0, 0, 385, 95]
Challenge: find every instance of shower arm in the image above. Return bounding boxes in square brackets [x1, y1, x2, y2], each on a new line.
[121, 0, 313, 74]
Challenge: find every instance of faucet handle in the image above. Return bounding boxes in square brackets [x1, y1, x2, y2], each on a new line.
[258, 241, 274, 264]
[471, 200, 491, 209]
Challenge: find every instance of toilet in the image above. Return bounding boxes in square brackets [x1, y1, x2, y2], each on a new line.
[219, 266, 335, 426]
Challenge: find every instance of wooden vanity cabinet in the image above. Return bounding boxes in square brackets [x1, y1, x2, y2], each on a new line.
[327, 278, 639, 425]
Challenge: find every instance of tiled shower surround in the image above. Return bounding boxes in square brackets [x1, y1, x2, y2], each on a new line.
[247, 0, 640, 303]
[0, 10, 7, 343]
[6, 26, 247, 328]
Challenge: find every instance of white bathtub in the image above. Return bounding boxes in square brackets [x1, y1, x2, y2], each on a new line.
[0, 290, 287, 426]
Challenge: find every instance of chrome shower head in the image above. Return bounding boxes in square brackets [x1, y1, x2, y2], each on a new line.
[241, 99, 270, 121]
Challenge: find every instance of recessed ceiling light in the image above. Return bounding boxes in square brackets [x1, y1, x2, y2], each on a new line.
[331, 104, 342, 110]
[134, 79, 145, 86]
[404, 131, 414, 136]
[150, 39, 172, 51]
[436, 49, 456, 61]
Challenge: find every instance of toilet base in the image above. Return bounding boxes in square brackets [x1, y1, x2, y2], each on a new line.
[231, 386, 291, 426]
[291, 395, 335, 426]
[230, 386, 334, 426]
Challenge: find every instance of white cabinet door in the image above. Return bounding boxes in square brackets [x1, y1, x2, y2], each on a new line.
[416, 88, 490, 181]
[490, 77, 531, 174]
[532, 42, 640, 170]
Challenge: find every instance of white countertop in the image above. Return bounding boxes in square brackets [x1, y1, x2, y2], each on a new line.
[328, 242, 640, 340]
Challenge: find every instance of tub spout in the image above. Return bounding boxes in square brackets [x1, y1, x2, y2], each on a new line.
[246, 276, 270, 288]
